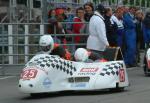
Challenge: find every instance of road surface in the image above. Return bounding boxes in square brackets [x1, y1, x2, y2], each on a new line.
[0, 67, 150, 103]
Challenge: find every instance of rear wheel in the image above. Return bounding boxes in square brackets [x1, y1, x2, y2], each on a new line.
[116, 87, 124, 92]
[143, 59, 150, 76]
[30, 93, 43, 97]
[144, 64, 148, 76]
[109, 87, 124, 92]
[109, 82, 125, 92]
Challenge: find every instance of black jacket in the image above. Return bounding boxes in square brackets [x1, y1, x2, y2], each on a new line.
[104, 15, 118, 46]
[84, 13, 93, 22]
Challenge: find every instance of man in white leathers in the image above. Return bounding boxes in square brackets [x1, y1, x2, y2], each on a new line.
[87, 4, 109, 56]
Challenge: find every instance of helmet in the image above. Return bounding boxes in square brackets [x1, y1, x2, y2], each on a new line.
[74, 48, 89, 62]
[39, 35, 54, 54]
[96, 4, 106, 14]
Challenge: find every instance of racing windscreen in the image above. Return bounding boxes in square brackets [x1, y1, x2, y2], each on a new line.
[103, 47, 123, 61]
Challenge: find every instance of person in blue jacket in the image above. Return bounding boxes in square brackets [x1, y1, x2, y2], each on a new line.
[143, 9, 150, 48]
[123, 7, 137, 67]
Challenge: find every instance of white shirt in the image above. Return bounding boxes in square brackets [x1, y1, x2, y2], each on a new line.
[111, 15, 124, 29]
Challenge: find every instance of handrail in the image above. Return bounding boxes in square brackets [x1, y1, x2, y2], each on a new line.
[0, 22, 89, 25]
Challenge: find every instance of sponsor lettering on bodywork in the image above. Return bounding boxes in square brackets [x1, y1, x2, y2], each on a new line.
[43, 78, 52, 88]
[80, 68, 99, 72]
[71, 83, 86, 88]
[78, 68, 99, 75]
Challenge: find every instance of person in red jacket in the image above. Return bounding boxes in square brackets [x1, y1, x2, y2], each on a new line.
[73, 7, 86, 48]
[39, 35, 71, 60]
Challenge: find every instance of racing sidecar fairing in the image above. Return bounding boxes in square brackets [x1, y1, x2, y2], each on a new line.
[144, 48, 150, 75]
[18, 52, 129, 94]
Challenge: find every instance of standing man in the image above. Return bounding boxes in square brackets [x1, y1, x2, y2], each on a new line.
[104, 7, 118, 47]
[123, 7, 137, 67]
[84, 2, 94, 22]
[135, 10, 144, 63]
[111, 7, 125, 50]
[143, 9, 150, 48]
[86, 4, 109, 57]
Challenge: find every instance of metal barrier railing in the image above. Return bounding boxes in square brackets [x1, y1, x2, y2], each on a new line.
[0, 23, 88, 67]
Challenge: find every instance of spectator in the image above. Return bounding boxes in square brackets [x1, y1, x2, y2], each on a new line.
[47, 9, 57, 34]
[84, 2, 94, 22]
[123, 6, 129, 14]
[104, 7, 118, 47]
[55, 8, 67, 44]
[65, 7, 75, 31]
[143, 9, 150, 48]
[86, 4, 109, 58]
[135, 10, 144, 63]
[123, 6, 137, 67]
[111, 7, 125, 50]
[73, 7, 86, 48]
[83, 2, 94, 45]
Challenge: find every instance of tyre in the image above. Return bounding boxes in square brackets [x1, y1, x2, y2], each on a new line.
[30, 93, 42, 97]
[109, 82, 125, 92]
[109, 87, 124, 92]
[143, 59, 150, 76]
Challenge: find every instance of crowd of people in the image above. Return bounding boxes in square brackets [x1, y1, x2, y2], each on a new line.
[44, 2, 150, 68]
[47, 2, 94, 46]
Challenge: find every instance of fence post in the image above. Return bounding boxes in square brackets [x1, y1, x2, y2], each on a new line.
[140, 0, 142, 7]
[8, 25, 13, 64]
[134, 0, 136, 6]
[25, 25, 29, 62]
[145, 0, 147, 8]
[40, 24, 44, 35]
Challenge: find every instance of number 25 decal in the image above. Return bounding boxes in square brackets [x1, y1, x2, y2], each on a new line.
[21, 69, 38, 79]
[119, 69, 125, 82]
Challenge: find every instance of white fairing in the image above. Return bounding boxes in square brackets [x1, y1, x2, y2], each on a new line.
[19, 54, 129, 93]
[146, 48, 150, 68]
[146, 48, 150, 60]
